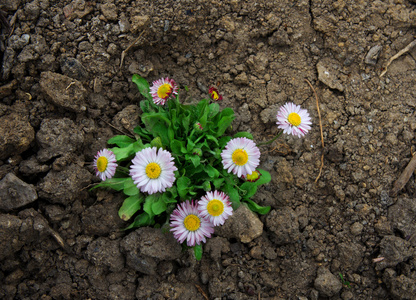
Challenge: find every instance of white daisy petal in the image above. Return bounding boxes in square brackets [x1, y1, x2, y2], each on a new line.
[170, 200, 214, 246]
[198, 191, 233, 226]
[130, 147, 177, 195]
[221, 137, 260, 178]
[276, 102, 312, 138]
[149, 77, 178, 105]
[93, 149, 117, 181]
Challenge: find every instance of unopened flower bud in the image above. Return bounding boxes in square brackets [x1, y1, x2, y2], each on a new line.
[194, 122, 203, 131]
[242, 170, 261, 182]
[150, 137, 163, 149]
[192, 148, 202, 156]
[202, 181, 211, 191]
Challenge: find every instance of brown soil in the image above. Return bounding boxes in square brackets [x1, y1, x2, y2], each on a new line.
[1, 0, 416, 299]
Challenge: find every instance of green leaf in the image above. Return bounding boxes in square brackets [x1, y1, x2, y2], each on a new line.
[204, 164, 219, 178]
[151, 195, 167, 215]
[185, 164, 204, 177]
[182, 112, 191, 134]
[186, 138, 195, 152]
[213, 178, 224, 189]
[123, 178, 140, 196]
[142, 113, 171, 145]
[218, 136, 232, 148]
[202, 181, 211, 191]
[244, 199, 271, 215]
[216, 111, 235, 137]
[161, 192, 177, 204]
[132, 74, 152, 101]
[170, 139, 187, 154]
[234, 132, 253, 140]
[177, 176, 191, 198]
[143, 194, 157, 218]
[194, 244, 203, 261]
[170, 140, 187, 154]
[133, 125, 152, 141]
[197, 99, 209, 127]
[167, 186, 178, 199]
[205, 135, 219, 146]
[224, 183, 240, 209]
[111, 140, 145, 161]
[208, 103, 220, 118]
[253, 169, 271, 186]
[189, 155, 200, 168]
[90, 177, 128, 191]
[108, 135, 137, 147]
[150, 137, 163, 148]
[118, 194, 144, 221]
[240, 182, 258, 198]
[123, 212, 152, 230]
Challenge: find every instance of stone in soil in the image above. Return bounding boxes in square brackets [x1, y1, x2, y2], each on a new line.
[0, 112, 35, 160]
[60, 57, 89, 81]
[0, 209, 49, 261]
[0, 0, 21, 10]
[0, 173, 38, 211]
[336, 242, 365, 272]
[383, 268, 416, 300]
[85, 237, 124, 272]
[375, 235, 412, 271]
[388, 197, 416, 246]
[39, 71, 87, 112]
[265, 206, 299, 245]
[81, 192, 126, 236]
[314, 266, 342, 297]
[36, 118, 84, 162]
[316, 58, 344, 92]
[120, 227, 182, 275]
[37, 164, 91, 206]
[112, 105, 141, 135]
[214, 204, 263, 243]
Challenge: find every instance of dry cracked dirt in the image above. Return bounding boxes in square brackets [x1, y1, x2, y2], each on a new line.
[1, 0, 416, 299]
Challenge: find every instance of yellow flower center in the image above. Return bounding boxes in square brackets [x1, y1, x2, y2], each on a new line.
[157, 83, 172, 99]
[288, 112, 301, 126]
[207, 199, 224, 217]
[246, 171, 259, 181]
[184, 214, 201, 231]
[96, 156, 108, 172]
[211, 91, 219, 100]
[232, 149, 248, 166]
[145, 162, 161, 179]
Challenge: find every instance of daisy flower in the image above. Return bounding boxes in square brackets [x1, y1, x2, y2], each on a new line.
[242, 169, 261, 182]
[208, 86, 223, 101]
[130, 147, 177, 194]
[276, 102, 312, 138]
[170, 200, 215, 246]
[93, 149, 117, 181]
[198, 191, 233, 226]
[221, 137, 260, 178]
[149, 77, 178, 105]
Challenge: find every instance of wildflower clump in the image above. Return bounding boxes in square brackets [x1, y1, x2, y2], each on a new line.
[92, 74, 311, 259]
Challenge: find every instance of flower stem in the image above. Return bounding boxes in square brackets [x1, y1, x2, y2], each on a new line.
[257, 131, 283, 146]
[117, 166, 130, 175]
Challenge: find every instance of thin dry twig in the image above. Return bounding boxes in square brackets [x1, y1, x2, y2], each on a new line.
[390, 152, 416, 197]
[120, 30, 145, 69]
[265, 143, 291, 155]
[373, 257, 385, 263]
[380, 39, 416, 77]
[66, 82, 76, 90]
[99, 117, 135, 138]
[305, 79, 324, 182]
[195, 284, 209, 300]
